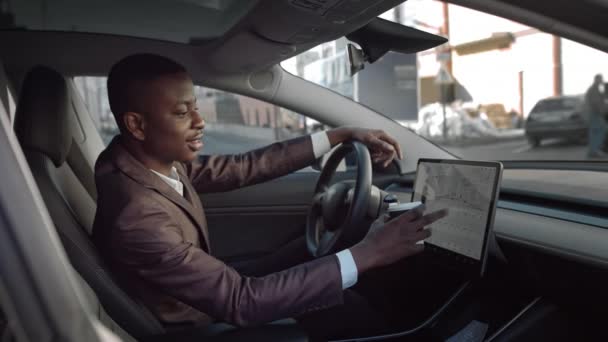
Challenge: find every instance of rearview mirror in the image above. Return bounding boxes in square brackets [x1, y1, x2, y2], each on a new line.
[347, 43, 368, 76]
[345, 17, 447, 76]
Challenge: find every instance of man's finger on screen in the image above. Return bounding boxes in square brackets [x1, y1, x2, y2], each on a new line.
[393, 204, 426, 223]
[410, 209, 448, 231]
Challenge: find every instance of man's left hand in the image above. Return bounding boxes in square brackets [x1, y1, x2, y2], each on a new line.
[327, 127, 403, 168]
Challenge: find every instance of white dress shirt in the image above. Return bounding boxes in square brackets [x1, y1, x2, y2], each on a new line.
[150, 166, 184, 196]
[150, 131, 358, 289]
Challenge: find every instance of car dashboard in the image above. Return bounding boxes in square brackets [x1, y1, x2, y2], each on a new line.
[367, 170, 608, 341]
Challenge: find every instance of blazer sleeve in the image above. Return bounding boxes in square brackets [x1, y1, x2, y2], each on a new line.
[109, 198, 344, 327]
[185, 135, 316, 193]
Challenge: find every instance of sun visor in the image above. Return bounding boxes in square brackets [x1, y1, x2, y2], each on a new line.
[346, 18, 448, 64]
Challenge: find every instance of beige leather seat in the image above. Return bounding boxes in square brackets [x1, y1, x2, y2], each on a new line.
[14, 65, 164, 340]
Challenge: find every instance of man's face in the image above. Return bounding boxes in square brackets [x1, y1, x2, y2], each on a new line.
[136, 72, 204, 163]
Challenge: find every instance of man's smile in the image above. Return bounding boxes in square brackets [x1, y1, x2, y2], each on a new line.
[187, 132, 204, 151]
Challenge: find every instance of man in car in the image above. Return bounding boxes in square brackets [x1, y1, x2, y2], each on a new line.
[92, 53, 447, 338]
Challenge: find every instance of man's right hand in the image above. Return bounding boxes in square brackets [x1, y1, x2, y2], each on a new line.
[349, 205, 448, 273]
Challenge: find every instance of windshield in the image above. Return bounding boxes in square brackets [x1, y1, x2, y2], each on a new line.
[281, 0, 608, 162]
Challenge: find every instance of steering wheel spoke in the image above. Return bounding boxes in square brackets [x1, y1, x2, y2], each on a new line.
[312, 192, 325, 207]
[344, 188, 355, 206]
[318, 230, 335, 250]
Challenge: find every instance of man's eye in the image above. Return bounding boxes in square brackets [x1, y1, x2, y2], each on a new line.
[176, 111, 188, 116]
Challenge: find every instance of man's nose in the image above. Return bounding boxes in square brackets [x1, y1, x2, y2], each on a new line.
[192, 111, 205, 129]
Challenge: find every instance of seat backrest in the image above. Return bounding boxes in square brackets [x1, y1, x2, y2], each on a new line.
[13, 65, 165, 339]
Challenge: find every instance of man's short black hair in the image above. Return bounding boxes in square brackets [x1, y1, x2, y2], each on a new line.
[107, 53, 187, 131]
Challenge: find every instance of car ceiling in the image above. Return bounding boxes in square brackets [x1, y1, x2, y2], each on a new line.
[5, 0, 255, 43]
[2, 0, 608, 78]
[502, 0, 608, 38]
[1, 0, 406, 73]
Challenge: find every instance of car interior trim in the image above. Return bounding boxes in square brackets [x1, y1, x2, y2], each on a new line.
[494, 208, 608, 268]
[485, 296, 542, 342]
[332, 280, 472, 342]
[500, 161, 608, 173]
[498, 200, 608, 229]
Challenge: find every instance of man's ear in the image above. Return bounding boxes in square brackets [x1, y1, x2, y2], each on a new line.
[123, 111, 146, 141]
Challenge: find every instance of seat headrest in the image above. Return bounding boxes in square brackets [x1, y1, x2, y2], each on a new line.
[15, 66, 72, 167]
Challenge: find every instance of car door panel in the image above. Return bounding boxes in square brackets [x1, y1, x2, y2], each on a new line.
[200, 171, 316, 261]
[200, 169, 404, 261]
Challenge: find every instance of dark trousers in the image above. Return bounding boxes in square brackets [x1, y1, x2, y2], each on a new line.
[231, 237, 388, 341]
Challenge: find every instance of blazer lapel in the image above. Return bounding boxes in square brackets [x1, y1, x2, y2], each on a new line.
[179, 169, 211, 250]
[109, 138, 210, 250]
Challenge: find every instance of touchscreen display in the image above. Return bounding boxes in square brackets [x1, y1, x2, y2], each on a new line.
[412, 161, 498, 260]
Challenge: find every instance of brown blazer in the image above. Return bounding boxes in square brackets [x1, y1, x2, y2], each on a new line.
[92, 135, 343, 327]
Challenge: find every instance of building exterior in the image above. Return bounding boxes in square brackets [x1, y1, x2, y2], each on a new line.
[287, 0, 608, 126]
[417, 1, 608, 118]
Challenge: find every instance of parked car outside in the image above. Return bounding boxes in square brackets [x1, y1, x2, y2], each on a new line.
[525, 95, 586, 146]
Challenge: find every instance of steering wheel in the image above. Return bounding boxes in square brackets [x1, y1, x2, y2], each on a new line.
[306, 141, 376, 257]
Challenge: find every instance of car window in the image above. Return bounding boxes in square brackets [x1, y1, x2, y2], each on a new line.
[282, 0, 608, 162]
[74, 77, 343, 171]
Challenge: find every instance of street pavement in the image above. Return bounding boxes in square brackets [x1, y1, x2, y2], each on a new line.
[445, 137, 603, 161]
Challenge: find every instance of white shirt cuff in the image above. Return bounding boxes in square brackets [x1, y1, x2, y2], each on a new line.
[336, 249, 358, 289]
[310, 131, 332, 158]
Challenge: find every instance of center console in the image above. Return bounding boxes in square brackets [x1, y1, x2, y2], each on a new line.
[348, 257, 539, 342]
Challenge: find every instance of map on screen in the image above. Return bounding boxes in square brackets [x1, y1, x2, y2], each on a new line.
[412, 161, 499, 260]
